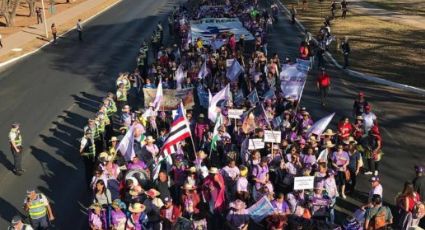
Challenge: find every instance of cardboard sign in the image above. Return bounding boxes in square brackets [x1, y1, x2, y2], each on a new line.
[264, 130, 281, 143]
[293, 176, 315, 190]
[228, 109, 244, 119]
[248, 139, 265, 150]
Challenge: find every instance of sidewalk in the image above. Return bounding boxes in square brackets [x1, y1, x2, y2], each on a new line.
[0, 0, 120, 64]
[348, 0, 425, 30]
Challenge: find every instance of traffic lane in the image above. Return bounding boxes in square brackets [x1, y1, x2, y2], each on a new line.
[0, 0, 171, 178]
[0, 0, 179, 228]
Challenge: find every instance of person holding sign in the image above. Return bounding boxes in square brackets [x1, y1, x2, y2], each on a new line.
[331, 144, 350, 199]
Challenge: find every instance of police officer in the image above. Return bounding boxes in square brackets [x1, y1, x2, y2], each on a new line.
[116, 83, 127, 113]
[8, 215, 33, 230]
[9, 123, 24, 176]
[79, 129, 96, 185]
[24, 189, 55, 230]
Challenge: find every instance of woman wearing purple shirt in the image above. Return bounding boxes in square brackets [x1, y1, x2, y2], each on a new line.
[111, 199, 127, 230]
[331, 144, 350, 198]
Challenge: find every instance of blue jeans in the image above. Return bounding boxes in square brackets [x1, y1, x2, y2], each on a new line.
[31, 215, 49, 230]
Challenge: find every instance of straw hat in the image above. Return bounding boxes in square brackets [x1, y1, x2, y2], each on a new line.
[308, 136, 317, 143]
[146, 136, 155, 143]
[324, 140, 335, 148]
[129, 203, 146, 213]
[323, 129, 336, 136]
[187, 166, 197, 174]
[145, 188, 160, 198]
[99, 152, 113, 162]
[229, 199, 247, 210]
[343, 136, 357, 145]
[209, 167, 219, 174]
[181, 183, 197, 190]
[356, 115, 364, 120]
[110, 136, 118, 142]
[89, 203, 102, 210]
[196, 150, 207, 159]
[129, 189, 140, 196]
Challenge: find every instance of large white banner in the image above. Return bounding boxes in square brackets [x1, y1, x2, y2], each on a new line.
[190, 18, 254, 45]
[280, 64, 308, 100]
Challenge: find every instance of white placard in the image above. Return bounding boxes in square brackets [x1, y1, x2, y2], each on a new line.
[248, 139, 265, 150]
[264, 130, 281, 143]
[226, 58, 235, 68]
[293, 176, 315, 190]
[228, 109, 244, 119]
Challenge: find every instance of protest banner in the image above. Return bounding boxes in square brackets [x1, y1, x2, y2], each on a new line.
[190, 18, 254, 44]
[293, 176, 315, 190]
[296, 58, 311, 72]
[143, 88, 194, 111]
[248, 138, 265, 150]
[247, 196, 274, 223]
[228, 109, 244, 119]
[264, 130, 281, 143]
[197, 86, 209, 109]
[280, 64, 307, 100]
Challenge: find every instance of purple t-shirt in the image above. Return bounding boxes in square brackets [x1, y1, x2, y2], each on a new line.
[331, 151, 350, 171]
[271, 200, 290, 214]
[252, 165, 269, 190]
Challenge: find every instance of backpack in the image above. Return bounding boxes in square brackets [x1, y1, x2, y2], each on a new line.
[368, 206, 387, 230]
[413, 202, 425, 219]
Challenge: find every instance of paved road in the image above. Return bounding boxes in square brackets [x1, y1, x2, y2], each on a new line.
[0, 0, 180, 228]
[0, 0, 424, 229]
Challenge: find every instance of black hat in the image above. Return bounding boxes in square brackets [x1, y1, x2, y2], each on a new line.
[11, 215, 22, 224]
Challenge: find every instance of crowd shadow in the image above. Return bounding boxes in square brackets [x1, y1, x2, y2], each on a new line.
[0, 197, 26, 225]
[0, 150, 14, 171]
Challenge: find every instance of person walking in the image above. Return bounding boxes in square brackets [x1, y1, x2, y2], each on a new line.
[341, 36, 351, 68]
[290, 5, 297, 24]
[317, 67, 331, 106]
[51, 23, 57, 44]
[9, 215, 34, 230]
[24, 189, 55, 230]
[330, 0, 337, 19]
[341, 0, 348, 19]
[77, 19, 83, 41]
[79, 129, 96, 186]
[36, 7, 43, 24]
[9, 123, 24, 176]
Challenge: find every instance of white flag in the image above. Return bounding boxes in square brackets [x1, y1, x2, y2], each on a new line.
[208, 84, 230, 122]
[175, 65, 185, 89]
[307, 113, 335, 137]
[116, 125, 135, 161]
[152, 79, 163, 111]
[226, 59, 244, 82]
[197, 61, 209, 79]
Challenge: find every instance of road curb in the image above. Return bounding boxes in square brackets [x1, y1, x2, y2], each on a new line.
[275, 0, 425, 96]
[0, 0, 123, 69]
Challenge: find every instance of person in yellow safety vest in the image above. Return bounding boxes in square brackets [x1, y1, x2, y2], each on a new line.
[9, 123, 24, 176]
[99, 106, 112, 143]
[108, 136, 119, 160]
[116, 83, 127, 112]
[80, 129, 96, 185]
[116, 73, 131, 91]
[9, 215, 34, 230]
[24, 189, 54, 229]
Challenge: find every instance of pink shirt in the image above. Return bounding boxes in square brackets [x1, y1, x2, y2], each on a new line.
[236, 177, 248, 192]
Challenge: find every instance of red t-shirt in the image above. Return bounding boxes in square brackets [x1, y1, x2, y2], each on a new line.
[318, 72, 330, 87]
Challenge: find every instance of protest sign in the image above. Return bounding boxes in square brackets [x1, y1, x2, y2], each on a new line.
[143, 88, 194, 111]
[190, 18, 254, 44]
[293, 176, 315, 190]
[248, 138, 265, 150]
[228, 109, 244, 119]
[226, 59, 234, 68]
[247, 196, 274, 223]
[264, 130, 281, 143]
[296, 58, 311, 72]
[197, 86, 209, 109]
[280, 64, 307, 100]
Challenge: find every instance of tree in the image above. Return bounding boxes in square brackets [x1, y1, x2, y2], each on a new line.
[26, 0, 35, 17]
[0, 0, 21, 27]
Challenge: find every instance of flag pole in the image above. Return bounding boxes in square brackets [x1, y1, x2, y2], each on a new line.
[180, 100, 197, 156]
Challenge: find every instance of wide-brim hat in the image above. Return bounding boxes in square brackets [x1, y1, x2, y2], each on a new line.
[323, 129, 336, 136]
[324, 140, 335, 148]
[187, 166, 197, 173]
[209, 167, 219, 174]
[181, 183, 197, 190]
[146, 136, 155, 143]
[145, 188, 160, 198]
[99, 152, 113, 162]
[230, 199, 246, 210]
[129, 189, 140, 196]
[110, 136, 118, 142]
[129, 203, 146, 213]
[343, 136, 357, 145]
[356, 115, 364, 120]
[308, 135, 317, 143]
[90, 203, 102, 210]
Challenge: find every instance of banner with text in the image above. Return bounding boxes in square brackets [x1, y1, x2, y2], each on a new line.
[280, 64, 307, 100]
[143, 88, 194, 111]
[247, 196, 275, 223]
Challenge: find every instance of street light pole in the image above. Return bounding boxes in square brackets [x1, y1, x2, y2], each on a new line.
[41, 0, 49, 39]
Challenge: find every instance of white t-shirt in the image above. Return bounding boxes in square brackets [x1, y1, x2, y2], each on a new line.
[369, 184, 383, 200]
[362, 112, 377, 133]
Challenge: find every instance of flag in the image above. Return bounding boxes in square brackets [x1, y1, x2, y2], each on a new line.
[233, 89, 244, 106]
[211, 39, 226, 50]
[197, 85, 209, 108]
[208, 84, 230, 122]
[153, 104, 191, 179]
[116, 125, 135, 161]
[262, 87, 275, 100]
[152, 79, 163, 111]
[226, 59, 244, 82]
[247, 196, 275, 223]
[175, 65, 185, 89]
[247, 89, 259, 105]
[307, 112, 335, 137]
[210, 115, 223, 151]
[198, 61, 209, 79]
[272, 116, 282, 128]
[142, 107, 157, 118]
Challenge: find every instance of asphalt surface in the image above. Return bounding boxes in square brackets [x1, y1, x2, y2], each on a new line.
[0, 0, 180, 228]
[0, 0, 424, 229]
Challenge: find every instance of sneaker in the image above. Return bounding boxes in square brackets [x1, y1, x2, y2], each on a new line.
[341, 193, 347, 199]
[364, 171, 373, 175]
[374, 170, 379, 176]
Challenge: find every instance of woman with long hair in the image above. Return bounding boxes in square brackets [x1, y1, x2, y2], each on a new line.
[397, 181, 421, 229]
